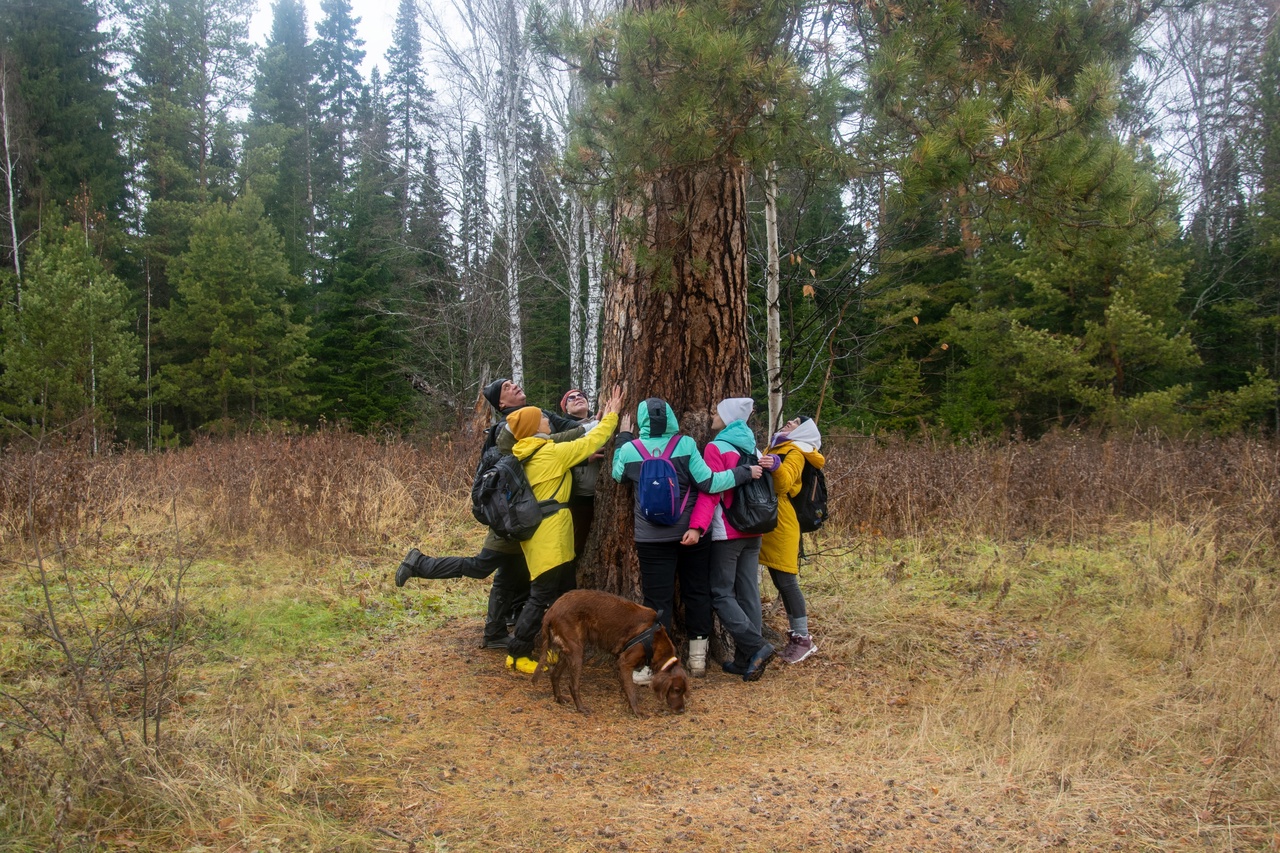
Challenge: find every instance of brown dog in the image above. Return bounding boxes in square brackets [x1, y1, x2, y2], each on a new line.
[534, 589, 689, 715]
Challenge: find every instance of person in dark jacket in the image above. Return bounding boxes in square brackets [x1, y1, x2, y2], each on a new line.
[393, 378, 584, 649]
[559, 388, 603, 558]
[611, 397, 762, 684]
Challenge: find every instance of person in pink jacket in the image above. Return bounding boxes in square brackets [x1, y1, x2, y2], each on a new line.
[687, 398, 778, 682]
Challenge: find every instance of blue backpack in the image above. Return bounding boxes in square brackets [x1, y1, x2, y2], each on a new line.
[633, 435, 686, 525]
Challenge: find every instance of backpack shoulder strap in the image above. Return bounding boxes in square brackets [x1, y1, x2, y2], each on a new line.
[631, 438, 654, 461]
[657, 434, 682, 461]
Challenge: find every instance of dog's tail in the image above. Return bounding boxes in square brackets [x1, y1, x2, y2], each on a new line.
[533, 621, 554, 682]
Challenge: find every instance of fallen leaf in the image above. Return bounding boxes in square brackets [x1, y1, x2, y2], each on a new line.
[218, 817, 237, 830]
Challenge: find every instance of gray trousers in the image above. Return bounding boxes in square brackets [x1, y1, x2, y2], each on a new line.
[708, 537, 766, 659]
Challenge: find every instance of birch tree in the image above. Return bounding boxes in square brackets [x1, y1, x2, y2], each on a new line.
[1, 52, 21, 293]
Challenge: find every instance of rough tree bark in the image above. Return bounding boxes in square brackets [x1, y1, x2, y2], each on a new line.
[579, 162, 753, 599]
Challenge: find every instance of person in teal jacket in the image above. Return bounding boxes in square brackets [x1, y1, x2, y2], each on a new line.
[611, 397, 762, 682]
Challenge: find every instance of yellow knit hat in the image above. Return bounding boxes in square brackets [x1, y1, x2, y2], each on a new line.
[506, 406, 543, 440]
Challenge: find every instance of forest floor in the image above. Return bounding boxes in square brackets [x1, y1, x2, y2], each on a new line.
[4, 525, 1279, 852]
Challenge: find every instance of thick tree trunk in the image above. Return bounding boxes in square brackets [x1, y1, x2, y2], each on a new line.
[579, 161, 752, 598]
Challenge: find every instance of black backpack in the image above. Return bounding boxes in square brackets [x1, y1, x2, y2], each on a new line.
[471, 443, 565, 541]
[792, 458, 828, 533]
[722, 446, 779, 535]
[470, 424, 504, 526]
[470, 426, 564, 541]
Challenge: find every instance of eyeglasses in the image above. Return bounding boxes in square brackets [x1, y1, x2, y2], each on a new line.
[565, 393, 585, 401]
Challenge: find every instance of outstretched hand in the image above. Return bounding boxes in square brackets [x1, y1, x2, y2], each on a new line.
[600, 384, 624, 417]
[619, 413, 634, 434]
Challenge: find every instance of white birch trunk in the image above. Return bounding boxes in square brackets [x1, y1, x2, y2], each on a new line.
[498, 0, 526, 386]
[764, 161, 783, 434]
[568, 196, 584, 386]
[582, 201, 603, 400]
[1, 58, 20, 293]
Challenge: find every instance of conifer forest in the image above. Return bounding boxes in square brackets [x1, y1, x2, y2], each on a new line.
[2, 0, 1279, 443]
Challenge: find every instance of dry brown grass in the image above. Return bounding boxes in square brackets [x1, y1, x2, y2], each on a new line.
[825, 430, 1280, 543]
[0, 430, 1277, 851]
[0, 430, 476, 557]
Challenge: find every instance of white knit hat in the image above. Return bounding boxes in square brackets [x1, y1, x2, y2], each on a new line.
[716, 397, 754, 425]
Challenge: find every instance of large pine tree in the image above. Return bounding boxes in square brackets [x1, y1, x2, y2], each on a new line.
[566, 0, 809, 595]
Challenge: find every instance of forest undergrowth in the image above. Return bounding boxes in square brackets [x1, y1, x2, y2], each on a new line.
[0, 429, 1277, 851]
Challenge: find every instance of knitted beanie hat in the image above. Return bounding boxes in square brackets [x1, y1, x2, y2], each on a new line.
[482, 377, 509, 412]
[506, 406, 543, 440]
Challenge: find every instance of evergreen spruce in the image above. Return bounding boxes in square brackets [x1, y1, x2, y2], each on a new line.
[156, 194, 314, 434]
[0, 223, 139, 437]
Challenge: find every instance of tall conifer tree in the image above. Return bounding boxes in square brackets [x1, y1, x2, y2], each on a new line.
[246, 0, 316, 281]
[0, 0, 125, 243]
[156, 194, 313, 433]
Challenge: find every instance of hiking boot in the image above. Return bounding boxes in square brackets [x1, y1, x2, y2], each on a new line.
[780, 632, 817, 664]
[743, 643, 776, 682]
[506, 655, 538, 675]
[632, 666, 653, 685]
[687, 638, 708, 678]
[394, 549, 423, 587]
[480, 635, 509, 650]
[721, 659, 747, 676]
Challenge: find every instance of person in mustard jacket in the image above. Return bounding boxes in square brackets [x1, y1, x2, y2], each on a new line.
[760, 416, 826, 664]
[503, 385, 624, 674]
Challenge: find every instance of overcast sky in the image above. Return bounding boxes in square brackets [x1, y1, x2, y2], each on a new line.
[249, 0, 397, 78]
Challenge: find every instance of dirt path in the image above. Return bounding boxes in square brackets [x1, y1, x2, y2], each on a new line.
[282, 617, 1186, 852]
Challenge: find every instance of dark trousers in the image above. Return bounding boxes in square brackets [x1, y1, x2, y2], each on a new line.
[709, 537, 766, 658]
[568, 499, 594, 558]
[635, 537, 713, 638]
[767, 568, 806, 619]
[507, 561, 576, 659]
[410, 547, 531, 644]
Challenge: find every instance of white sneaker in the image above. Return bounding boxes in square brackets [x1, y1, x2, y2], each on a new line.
[632, 666, 653, 685]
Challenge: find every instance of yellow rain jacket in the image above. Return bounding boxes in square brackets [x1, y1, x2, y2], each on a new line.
[759, 440, 826, 574]
[511, 413, 619, 578]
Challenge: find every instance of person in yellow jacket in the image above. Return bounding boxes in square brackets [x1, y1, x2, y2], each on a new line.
[504, 385, 624, 673]
[760, 416, 825, 664]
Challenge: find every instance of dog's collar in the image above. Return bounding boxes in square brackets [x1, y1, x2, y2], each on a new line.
[659, 656, 679, 672]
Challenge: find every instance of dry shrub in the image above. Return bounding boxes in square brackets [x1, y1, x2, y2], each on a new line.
[825, 430, 1280, 544]
[4, 429, 1276, 560]
[0, 429, 476, 557]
